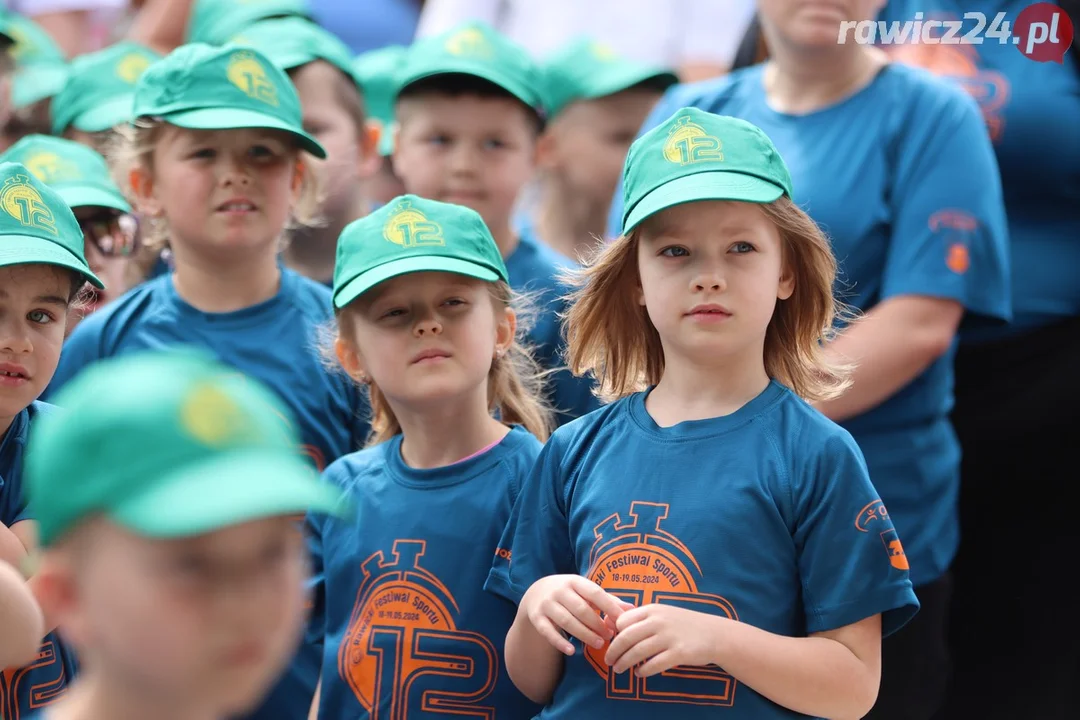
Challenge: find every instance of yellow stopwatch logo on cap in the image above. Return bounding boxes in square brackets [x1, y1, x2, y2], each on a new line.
[383, 201, 445, 248]
[445, 27, 493, 58]
[590, 43, 618, 62]
[663, 116, 724, 166]
[1, 175, 58, 236]
[180, 382, 250, 447]
[227, 51, 279, 106]
[116, 53, 153, 84]
[9, 27, 31, 61]
[25, 152, 81, 184]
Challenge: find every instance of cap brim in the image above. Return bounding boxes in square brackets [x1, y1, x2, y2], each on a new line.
[158, 107, 327, 159]
[0, 235, 104, 288]
[12, 64, 69, 109]
[586, 67, 679, 102]
[399, 65, 540, 113]
[334, 255, 500, 309]
[109, 451, 347, 539]
[56, 186, 131, 213]
[623, 172, 786, 234]
[72, 93, 136, 133]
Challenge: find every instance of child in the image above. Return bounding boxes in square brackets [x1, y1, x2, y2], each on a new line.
[305, 194, 551, 719]
[231, 17, 379, 286]
[46, 43, 370, 719]
[0, 162, 102, 719]
[351, 45, 408, 208]
[487, 108, 920, 719]
[392, 21, 599, 425]
[186, 0, 311, 45]
[532, 39, 676, 261]
[50, 41, 161, 154]
[0, 13, 68, 150]
[23, 350, 347, 720]
[48, 42, 369, 475]
[1, 134, 142, 328]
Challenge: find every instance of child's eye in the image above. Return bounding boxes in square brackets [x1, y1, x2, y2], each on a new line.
[190, 148, 216, 159]
[427, 134, 450, 147]
[27, 310, 54, 324]
[659, 246, 689, 258]
[443, 298, 466, 307]
[380, 307, 407, 319]
[482, 138, 506, 150]
[730, 242, 756, 254]
[249, 145, 276, 159]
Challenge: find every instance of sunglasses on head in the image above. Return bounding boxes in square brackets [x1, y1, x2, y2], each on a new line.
[80, 213, 139, 258]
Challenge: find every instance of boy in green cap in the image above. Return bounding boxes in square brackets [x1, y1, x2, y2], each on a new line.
[187, 0, 311, 45]
[231, 16, 379, 286]
[352, 45, 407, 207]
[392, 21, 599, 426]
[24, 349, 346, 720]
[0, 135, 143, 328]
[50, 41, 161, 153]
[0, 160, 103, 716]
[532, 38, 676, 261]
[0, 13, 68, 149]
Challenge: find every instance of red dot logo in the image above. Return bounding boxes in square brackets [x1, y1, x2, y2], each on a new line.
[1014, 2, 1074, 63]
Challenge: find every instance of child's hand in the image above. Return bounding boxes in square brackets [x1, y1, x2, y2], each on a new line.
[605, 604, 723, 676]
[520, 575, 627, 656]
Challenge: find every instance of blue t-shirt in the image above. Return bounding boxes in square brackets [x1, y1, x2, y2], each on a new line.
[608, 64, 1011, 586]
[506, 231, 600, 425]
[486, 382, 919, 719]
[878, 0, 1080, 336]
[309, 426, 543, 719]
[309, 0, 420, 54]
[1, 403, 79, 720]
[47, 269, 368, 472]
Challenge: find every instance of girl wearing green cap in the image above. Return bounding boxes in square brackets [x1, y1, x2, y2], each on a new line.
[489, 109, 919, 719]
[298, 195, 551, 719]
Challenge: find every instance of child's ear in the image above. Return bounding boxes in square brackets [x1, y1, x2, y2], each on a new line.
[29, 553, 81, 644]
[535, 128, 559, 172]
[778, 263, 795, 301]
[494, 306, 517, 359]
[335, 336, 369, 384]
[290, 160, 306, 201]
[357, 121, 383, 179]
[129, 165, 162, 218]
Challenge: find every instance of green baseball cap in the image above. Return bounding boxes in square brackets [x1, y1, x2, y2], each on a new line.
[133, 43, 326, 158]
[395, 22, 544, 115]
[26, 350, 346, 548]
[353, 45, 407, 156]
[229, 17, 359, 86]
[621, 107, 795, 235]
[51, 41, 162, 134]
[543, 39, 678, 119]
[5, 12, 64, 65]
[333, 194, 508, 309]
[188, 0, 311, 45]
[12, 61, 69, 109]
[0, 161, 103, 288]
[0, 135, 130, 213]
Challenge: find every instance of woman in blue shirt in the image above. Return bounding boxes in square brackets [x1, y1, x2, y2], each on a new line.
[881, 2, 1080, 718]
[607, 1, 1012, 718]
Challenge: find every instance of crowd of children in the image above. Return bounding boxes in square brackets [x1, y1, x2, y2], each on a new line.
[8, 0, 1049, 718]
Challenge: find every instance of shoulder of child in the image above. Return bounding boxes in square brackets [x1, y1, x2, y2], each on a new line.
[278, 268, 337, 318]
[321, 442, 389, 491]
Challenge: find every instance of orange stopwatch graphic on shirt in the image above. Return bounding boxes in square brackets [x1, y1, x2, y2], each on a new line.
[586, 502, 739, 707]
[2, 637, 70, 720]
[338, 539, 498, 719]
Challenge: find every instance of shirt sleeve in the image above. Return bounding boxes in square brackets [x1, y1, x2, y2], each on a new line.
[792, 428, 920, 638]
[484, 432, 575, 603]
[881, 77, 1011, 324]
